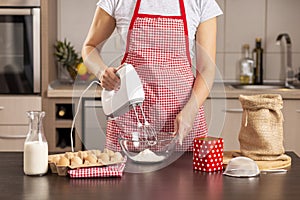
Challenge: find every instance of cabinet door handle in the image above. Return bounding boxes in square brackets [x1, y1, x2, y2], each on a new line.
[0, 106, 4, 110]
[223, 108, 243, 113]
[0, 9, 31, 15]
[0, 135, 27, 139]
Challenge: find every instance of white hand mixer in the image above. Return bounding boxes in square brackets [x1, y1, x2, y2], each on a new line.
[101, 63, 157, 145]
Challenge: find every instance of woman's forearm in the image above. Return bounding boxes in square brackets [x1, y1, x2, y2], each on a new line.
[82, 7, 116, 78]
[82, 45, 108, 78]
[192, 17, 217, 108]
[192, 68, 215, 108]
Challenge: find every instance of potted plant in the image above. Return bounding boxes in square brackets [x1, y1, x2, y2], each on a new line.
[54, 39, 81, 83]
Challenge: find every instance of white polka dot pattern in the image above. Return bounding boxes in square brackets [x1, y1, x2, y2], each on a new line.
[193, 137, 224, 172]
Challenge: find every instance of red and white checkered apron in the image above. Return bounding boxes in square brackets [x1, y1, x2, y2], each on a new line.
[106, 0, 208, 151]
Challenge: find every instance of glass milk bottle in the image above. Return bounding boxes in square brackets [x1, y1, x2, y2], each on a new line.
[24, 111, 48, 176]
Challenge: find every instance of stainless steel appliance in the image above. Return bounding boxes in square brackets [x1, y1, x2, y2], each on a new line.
[0, 0, 40, 94]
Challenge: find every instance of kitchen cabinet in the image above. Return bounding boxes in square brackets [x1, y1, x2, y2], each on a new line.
[0, 96, 41, 151]
[204, 98, 242, 151]
[0, 0, 58, 152]
[282, 100, 300, 155]
[43, 98, 82, 153]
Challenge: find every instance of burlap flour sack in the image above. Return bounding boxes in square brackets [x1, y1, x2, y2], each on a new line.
[238, 94, 290, 161]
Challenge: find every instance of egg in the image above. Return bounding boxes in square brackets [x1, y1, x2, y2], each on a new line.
[48, 155, 59, 163]
[71, 156, 83, 166]
[97, 159, 104, 165]
[57, 156, 70, 166]
[84, 154, 97, 164]
[64, 152, 75, 160]
[52, 156, 61, 164]
[103, 148, 115, 157]
[98, 153, 110, 163]
[92, 149, 102, 157]
[110, 152, 123, 162]
[84, 160, 90, 165]
[77, 151, 88, 160]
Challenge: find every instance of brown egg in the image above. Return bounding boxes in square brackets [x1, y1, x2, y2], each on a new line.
[103, 148, 115, 157]
[84, 154, 97, 164]
[71, 156, 83, 166]
[98, 153, 109, 163]
[92, 150, 102, 158]
[52, 156, 61, 164]
[57, 156, 70, 166]
[77, 151, 88, 160]
[97, 159, 104, 165]
[110, 152, 123, 162]
[84, 160, 90, 165]
[64, 152, 75, 160]
[48, 155, 56, 163]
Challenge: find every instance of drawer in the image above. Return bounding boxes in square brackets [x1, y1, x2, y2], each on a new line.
[0, 96, 41, 125]
[0, 125, 28, 152]
[204, 99, 243, 150]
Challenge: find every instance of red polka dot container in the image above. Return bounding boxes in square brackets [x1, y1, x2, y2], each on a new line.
[193, 137, 224, 172]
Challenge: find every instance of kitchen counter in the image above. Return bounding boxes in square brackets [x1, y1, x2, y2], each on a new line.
[48, 80, 300, 99]
[209, 83, 300, 99]
[47, 80, 101, 98]
[1, 152, 300, 200]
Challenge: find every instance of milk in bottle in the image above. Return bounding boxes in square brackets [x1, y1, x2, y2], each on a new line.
[24, 111, 48, 176]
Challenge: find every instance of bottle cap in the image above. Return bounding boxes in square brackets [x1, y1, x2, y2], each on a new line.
[255, 38, 262, 48]
[256, 37, 262, 42]
[242, 44, 250, 49]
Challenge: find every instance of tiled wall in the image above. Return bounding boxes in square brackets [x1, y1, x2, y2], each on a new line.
[216, 0, 300, 83]
[58, 0, 300, 83]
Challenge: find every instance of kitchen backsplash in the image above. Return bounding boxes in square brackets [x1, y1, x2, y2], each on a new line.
[58, 0, 300, 83]
[216, 0, 300, 83]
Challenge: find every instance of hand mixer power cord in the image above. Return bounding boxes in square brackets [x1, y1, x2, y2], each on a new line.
[70, 80, 101, 152]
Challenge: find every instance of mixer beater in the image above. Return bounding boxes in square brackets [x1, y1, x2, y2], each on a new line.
[132, 104, 158, 146]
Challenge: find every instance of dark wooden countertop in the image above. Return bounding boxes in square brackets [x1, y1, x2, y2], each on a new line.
[1, 152, 300, 200]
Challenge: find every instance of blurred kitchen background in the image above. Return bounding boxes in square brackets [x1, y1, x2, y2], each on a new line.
[58, 0, 300, 83]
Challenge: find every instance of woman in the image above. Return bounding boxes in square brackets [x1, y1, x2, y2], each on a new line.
[82, 0, 222, 151]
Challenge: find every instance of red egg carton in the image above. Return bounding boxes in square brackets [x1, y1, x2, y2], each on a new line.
[193, 137, 224, 172]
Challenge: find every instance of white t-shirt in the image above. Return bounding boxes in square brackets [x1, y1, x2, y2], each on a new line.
[97, 0, 223, 58]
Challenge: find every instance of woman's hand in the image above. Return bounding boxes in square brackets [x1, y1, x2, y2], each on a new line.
[174, 94, 199, 145]
[98, 67, 120, 91]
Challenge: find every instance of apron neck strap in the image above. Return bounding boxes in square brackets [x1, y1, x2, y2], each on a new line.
[133, 0, 186, 17]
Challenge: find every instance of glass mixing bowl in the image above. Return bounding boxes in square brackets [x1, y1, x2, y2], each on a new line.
[118, 132, 178, 164]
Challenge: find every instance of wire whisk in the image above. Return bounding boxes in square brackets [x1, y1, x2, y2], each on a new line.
[132, 104, 158, 146]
